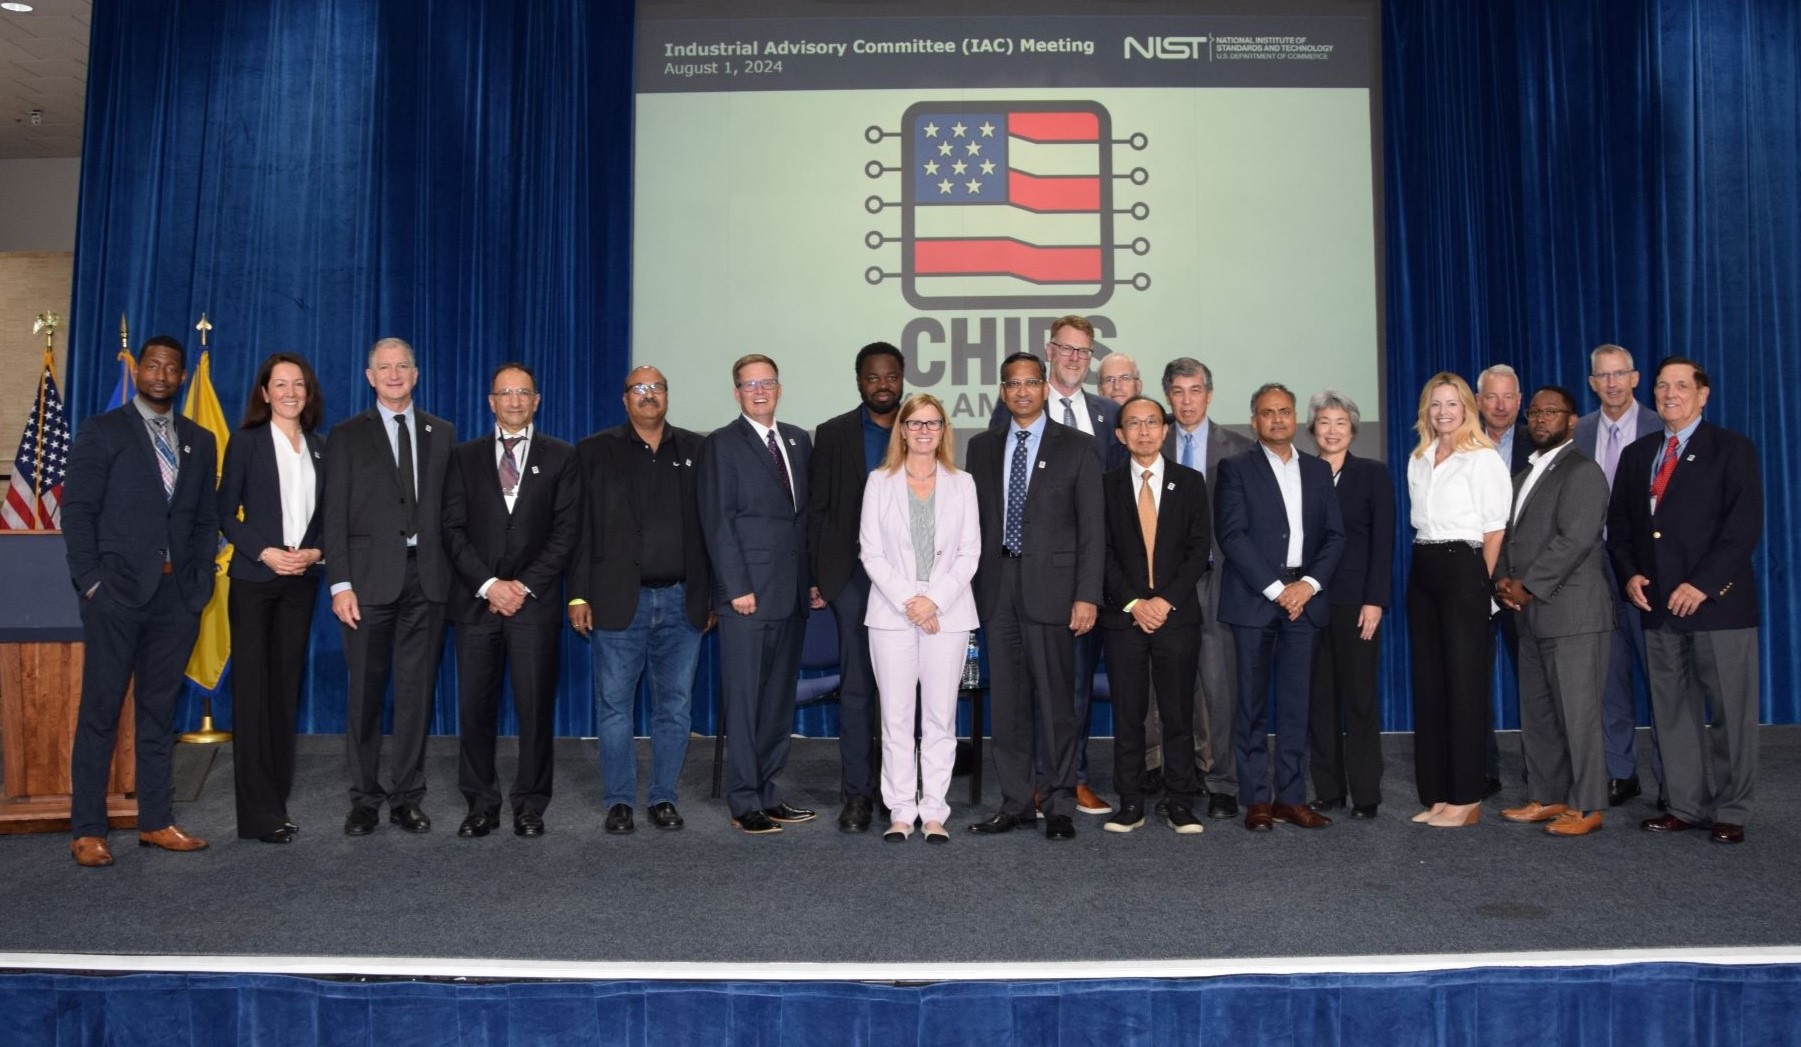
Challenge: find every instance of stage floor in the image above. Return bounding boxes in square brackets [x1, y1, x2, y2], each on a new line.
[2, 729, 1798, 980]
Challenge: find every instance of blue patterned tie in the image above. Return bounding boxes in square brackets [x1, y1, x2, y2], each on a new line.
[150, 416, 178, 502]
[1003, 429, 1029, 554]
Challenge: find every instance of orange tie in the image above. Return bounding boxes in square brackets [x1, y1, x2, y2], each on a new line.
[1138, 469, 1157, 587]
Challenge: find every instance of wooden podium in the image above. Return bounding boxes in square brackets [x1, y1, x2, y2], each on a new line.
[0, 532, 137, 834]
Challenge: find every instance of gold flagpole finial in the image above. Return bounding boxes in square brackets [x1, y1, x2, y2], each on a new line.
[195, 312, 212, 348]
[120, 311, 129, 351]
[32, 311, 61, 352]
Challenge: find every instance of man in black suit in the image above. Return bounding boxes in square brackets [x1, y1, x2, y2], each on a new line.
[442, 363, 580, 839]
[63, 336, 218, 867]
[698, 354, 822, 835]
[1214, 383, 1344, 833]
[1099, 397, 1211, 834]
[1609, 357, 1762, 845]
[805, 341, 902, 832]
[1478, 362, 1530, 792]
[966, 352, 1104, 840]
[323, 337, 456, 836]
[568, 365, 711, 834]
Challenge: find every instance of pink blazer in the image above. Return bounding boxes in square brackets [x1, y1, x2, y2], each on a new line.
[858, 463, 981, 632]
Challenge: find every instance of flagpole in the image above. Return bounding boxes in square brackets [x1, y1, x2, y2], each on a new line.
[29, 313, 60, 529]
[179, 310, 232, 746]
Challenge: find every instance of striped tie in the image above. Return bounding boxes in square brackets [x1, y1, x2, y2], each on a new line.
[150, 416, 177, 501]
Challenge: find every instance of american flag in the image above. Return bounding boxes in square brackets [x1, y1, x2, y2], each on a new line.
[1, 363, 70, 530]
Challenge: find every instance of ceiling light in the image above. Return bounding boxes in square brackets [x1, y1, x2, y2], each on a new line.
[0, 3, 36, 12]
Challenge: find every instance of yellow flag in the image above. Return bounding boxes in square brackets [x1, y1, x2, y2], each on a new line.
[181, 350, 233, 690]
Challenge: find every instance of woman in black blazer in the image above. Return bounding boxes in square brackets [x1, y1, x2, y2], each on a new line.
[217, 353, 326, 843]
[1304, 390, 1395, 818]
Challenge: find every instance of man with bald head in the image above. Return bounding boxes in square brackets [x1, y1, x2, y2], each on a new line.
[568, 366, 712, 833]
[1098, 353, 1142, 406]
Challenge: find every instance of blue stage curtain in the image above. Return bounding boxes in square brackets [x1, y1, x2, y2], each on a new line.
[1379, 0, 1800, 730]
[5, 965, 1800, 1045]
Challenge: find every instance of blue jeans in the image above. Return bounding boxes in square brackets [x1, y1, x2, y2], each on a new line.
[593, 583, 704, 808]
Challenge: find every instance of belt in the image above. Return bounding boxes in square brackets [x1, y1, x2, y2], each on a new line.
[1415, 538, 1480, 549]
[1279, 566, 1304, 584]
[1000, 548, 1023, 559]
[642, 579, 679, 589]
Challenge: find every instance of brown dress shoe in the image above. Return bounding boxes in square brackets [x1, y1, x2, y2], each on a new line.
[138, 825, 209, 852]
[1710, 822, 1745, 844]
[1074, 783, 1113, 815]
[1243, 803, 1275, 832]
[71, 836, 114, 867]
[1544, 810, 1603, 836]
[1270, 802, 1331, 828]
[1502, 801, 1569, 823]
[1640, 813, 1695, 833]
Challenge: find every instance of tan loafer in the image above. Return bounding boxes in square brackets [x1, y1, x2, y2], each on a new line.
[1501, 801, 1568, 823]
[72, 836, 114, 867]
[138, 825, 209, 852]
[1545, 810, 1603, 837]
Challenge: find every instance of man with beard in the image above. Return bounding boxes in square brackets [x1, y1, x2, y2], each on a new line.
[1494, 386, 1614, 837]
[806, 342, 903, 831]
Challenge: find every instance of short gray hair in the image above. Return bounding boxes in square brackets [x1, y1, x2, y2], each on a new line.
[1476, 363, 1520, 392]
[1161, 357, 1214, 394]
[367, 337, 416, 368]
[1306, 389, 1362, 435]
[1589, 343, 1635, 373]
[1248, 382, 1295, 413]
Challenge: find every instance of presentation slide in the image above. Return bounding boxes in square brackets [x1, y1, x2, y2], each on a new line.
[633, 1, 1383, 449]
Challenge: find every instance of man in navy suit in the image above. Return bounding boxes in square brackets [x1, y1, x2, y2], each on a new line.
[699, 354, 822, 835]
[1573, 343, 1664, 807]
[63, 335, 219, 867]
[442, 363, 581, 839]
[1609, 357, 1762, 845]
[1214, 383, 1344, 833]
[1477, 362, 1530, 792]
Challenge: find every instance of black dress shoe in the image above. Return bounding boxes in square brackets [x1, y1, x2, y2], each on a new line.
[1350, 804, 1379, 820]
[282, 821, 299, 836]
[514, 811, 546, 838]
[966, 811, 1019, 834]
[1207, 794, 1239, 820]
[1608, 775, 1642, 807]
[1483, 777, 1504, 799]
[648, 802, 684, 830]
[1044, 814, 1076, 840]
[344, 806, 380, 836]
[257, 827, 295, 844]
[604, 804, 635, 834]
[1710, 822, 1745, 845]
[732, 810, 782, 834]
[765, 802, 816, 824]
[389, 804, 431, 833]
[456, 812, 498, 838]
[838, 795, 873, 833]
[1308, 797, 1345, 813]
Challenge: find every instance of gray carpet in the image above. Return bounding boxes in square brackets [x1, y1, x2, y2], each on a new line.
[1, 728, 1797, 965]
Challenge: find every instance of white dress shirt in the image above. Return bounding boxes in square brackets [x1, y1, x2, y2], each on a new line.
[1257, 443, 1321, 599]
[1050, 386, 1095, 436]
[1512, 440, 1566, 518]
[270, 424, 316, 548]
[1409, 445, 1513, 541]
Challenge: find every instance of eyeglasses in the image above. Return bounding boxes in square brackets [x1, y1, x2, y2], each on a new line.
[1000, 378, 1046, 391]
[735, 378, 781, 392]
[491, 387, 536, 399]
[902, 419, 945, 432]
[1525, 407, 1571, 419]
[1099, 374, 1140, 387]
[1590, 369, 1635, 382]
[1046, 340, 1093, 360]
[1121, 417, 1164, 431]
[627, 381, 666, 395]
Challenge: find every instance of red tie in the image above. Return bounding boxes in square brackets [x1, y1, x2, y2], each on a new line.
[1649, 435, 1680, 506]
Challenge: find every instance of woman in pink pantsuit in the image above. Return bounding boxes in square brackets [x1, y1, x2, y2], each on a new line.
[859, 394, 981, 843]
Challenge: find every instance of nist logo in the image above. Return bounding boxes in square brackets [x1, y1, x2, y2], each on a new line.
[1123, 36, 1209, 60]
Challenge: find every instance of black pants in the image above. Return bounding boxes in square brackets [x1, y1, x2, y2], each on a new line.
[229, 573, 320, 837]
[717, 611, 804, 818]
[455, 613, 560, 818]
[342, 555, 446, 810]
[827, 569, 879, 800]
[1308, 601, 1385, 808]
[1102, 620, 1200, 807]
[986, 558, 1079, 820]
[1407, 542, 1492, 806]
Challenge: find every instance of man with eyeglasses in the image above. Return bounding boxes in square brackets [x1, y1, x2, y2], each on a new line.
[806, 342, 904, 832]
[1097, 353, 1142, 406]
[569, 366, 712, 834]
[442, 363, 581, 840]
[1572, 343, 1665, 809]
[966, 352, 1104, 840]
[699, 355, 823, 835]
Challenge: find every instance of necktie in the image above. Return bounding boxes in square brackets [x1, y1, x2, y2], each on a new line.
[1004, 429, 1030, 554]
[1179, 432, 1194, 469]
[1060, 397, 1078, 427]
[766, 429, 793, 506]
[1649, 434, 1680, 510]
[499, 435, 523, 496]
[394, 413, 416, 514]
[150, 416, 177, 501]
[1138, 469, 1158, 587]
[1602, 423, 1622, 488]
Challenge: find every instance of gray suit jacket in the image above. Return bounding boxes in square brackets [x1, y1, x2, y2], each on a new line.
[1495, 442, 1613, 638]
[1162, 418, 1251, 597]
[1574, 403, 1661, 476]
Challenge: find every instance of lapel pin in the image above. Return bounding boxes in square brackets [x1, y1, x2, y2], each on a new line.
[312, 450, 321, 459]
[684, 459, 692, 467]
[531, 465, 540, 474]
[1166, 482, 1175, 491]
[1685, 454, 1695, 461]
[182, 444, 191, 453]
[1037, 460, 1047, 469]
[424, 424, 433, 433]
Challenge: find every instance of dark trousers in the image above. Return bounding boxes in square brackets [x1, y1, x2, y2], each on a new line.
[1600, 556, 1662, 783]
[1489, 613, 1514, 778]
[717, 610, 804, 817]
[987, 557, 1079, 819]
[1102, 621, 1200, 806]
[1231, 617, 1319, 806]
[1308, 601, 1385, 808]
[341, 555, 446, 810]
[1408, 542, 1492, 806]
[455, 613, 559, 818]
[1035, 629, 1098, 787]
[827, 569, 879, 800]
[228, 573, 319, 837]
[70, 575, 199, 838]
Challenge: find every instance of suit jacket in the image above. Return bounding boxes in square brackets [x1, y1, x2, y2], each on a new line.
[1574, 403, 1661, 474]
[567, 423, 711, 630]
[1606, 421, 1762, 632]
[217, 423, 327, 582]
[442, 430, 581, 624]
[1324, 452, 1395, 608]
[698, 416, 812, 620]
[990, 388, 1127, 469]
[857, 464, 981, 632]
[320, 405, 455, 604]
[968, 418, 1104, 624]
[62, 403, 219, 612]
[1213, 443, 1345, 629]
[1100, 457, 1212, 630]
[1495, 443, 1613, 637]
[807, 405, 880, 603]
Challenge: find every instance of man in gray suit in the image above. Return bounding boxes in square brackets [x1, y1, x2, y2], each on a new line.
[1493, 386, 1613, 837]
[1572, 342, 1664, 808]
[1160, 357, 1252, 819]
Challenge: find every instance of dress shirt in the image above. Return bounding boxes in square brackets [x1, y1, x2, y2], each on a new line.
[1489, 426, 1515, 467]
[742, 414, 795, 506]
[1173, 418, 1212, 478]
[1127, 455, 1164, 514]
[1597, 406, 1642, 489]
[1049, 384, 1094, 436]
[1257, 443, 1321, 599]
[1408, 445, 1512, 542]
[270, 424, 317, 548]
[1512, 440, 1564, 517]
[1000, 412, 1048, 498]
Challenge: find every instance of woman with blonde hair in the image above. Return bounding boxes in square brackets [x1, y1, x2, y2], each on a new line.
[858, 394, 981, 842]
[1406, 373, 1511, 828]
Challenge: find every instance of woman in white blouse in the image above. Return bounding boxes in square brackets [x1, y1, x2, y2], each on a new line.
[858, 394, 981, 843]
[217, 353, 327, 844]
[1406, 372, 1511, 828]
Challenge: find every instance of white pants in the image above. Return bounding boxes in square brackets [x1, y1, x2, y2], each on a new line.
[868, 625, 969, 825]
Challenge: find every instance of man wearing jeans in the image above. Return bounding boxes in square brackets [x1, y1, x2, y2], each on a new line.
[568, 366, 712, 833]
